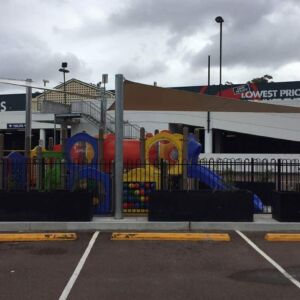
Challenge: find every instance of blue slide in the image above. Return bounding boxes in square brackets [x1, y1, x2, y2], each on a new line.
[187, 135, 263, 212]
[187, 164, 229, 190]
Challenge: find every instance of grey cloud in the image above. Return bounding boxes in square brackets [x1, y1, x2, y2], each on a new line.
[108, 0, 282, 36]
[118, 59, 168, 81]
[60, 0, 282, 40]
[189, 9, 300, 70]
[67, 0, 300, 68]
[0, 31, 91, 85]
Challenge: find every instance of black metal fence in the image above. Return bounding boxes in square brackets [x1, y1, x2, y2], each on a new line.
[1, 157, 300, 214]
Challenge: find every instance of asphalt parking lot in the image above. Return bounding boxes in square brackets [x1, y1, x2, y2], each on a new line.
[1, 231, 300, 300]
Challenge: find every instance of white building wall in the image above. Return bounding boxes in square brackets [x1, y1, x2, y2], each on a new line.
[0, 111, 56, 129]
[71, 118, 99, 136]
[123, 110, 300, 142]
[123, 111, 208, 133]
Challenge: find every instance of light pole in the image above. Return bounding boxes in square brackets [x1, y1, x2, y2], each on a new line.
[215, 16, 224, 96]
[42, 79, 49, 102]
[59, 62, 69, 105]
[58, 62, 69, 167]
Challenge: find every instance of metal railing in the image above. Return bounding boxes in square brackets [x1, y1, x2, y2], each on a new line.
[1, 157, 300, 214]
[71, 100, 140, 138]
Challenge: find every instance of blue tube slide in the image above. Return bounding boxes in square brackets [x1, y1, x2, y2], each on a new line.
[187, 135, 263, 212]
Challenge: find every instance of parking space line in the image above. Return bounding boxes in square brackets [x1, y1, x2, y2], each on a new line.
[59, 231, 100, 300]
[236, 230, 300, 289]
[111, 232, 230, 241]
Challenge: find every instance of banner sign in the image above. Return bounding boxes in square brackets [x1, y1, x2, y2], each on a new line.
[0, 94, 26, 111]
[0, 93, 40, 112]
[199, 81, 300, 101]
[176, 81, 300, 101]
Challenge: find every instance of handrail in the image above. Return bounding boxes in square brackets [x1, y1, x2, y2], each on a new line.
[71, 100, 141, 138]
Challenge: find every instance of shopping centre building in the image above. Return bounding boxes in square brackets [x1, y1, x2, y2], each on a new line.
[1, 79, 300, 155]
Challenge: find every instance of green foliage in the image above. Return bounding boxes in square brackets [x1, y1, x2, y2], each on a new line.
[247, 74, 273, 84]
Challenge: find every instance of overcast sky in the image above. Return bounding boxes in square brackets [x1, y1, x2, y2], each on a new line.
[1, 0, 300, 93]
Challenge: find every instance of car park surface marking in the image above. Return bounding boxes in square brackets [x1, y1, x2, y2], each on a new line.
[59, 231, 99, 300]
[265, 233, 300, 241]
[236, 230, 300, 289]
[0, 233, 77, 242]
[111, 232, 231, 241]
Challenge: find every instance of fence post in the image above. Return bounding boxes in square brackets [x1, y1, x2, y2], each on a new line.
[0, 133, 3, 190]
[277, 159, 281, 191]
[36, 146, 43, 191]
[98, 128, 104, 172]
[48, 137, 53, 151]
[182, 127, 188, 190]
[140, 127, 145, 166]
[97, 128, 105, 210]
[251, 158, 254, 182]
[160, 159, 168, 190]
[111, 160, 115, 214]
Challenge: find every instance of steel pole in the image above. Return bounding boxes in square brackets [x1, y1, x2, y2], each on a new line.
[219, 22, 223, 97]
[103, 82, 107, 131]
[114, 74, 124, 219]
[208, 55, 211, 93]
[25, 80, 32, 158]
[63, 71, 66, 105]
[207, 55, 211, 133]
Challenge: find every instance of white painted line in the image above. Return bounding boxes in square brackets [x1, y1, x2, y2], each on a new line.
[236, 230, 300, 289]
[59, 231, 100, 300]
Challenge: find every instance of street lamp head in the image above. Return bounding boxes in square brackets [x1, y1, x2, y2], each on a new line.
[59, 68, 69, 73]
[215, 16, 224, 23]
[43, 79, 49, 86]
[102, 74, 108, 84]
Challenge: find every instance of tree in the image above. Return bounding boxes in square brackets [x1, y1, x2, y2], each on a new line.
[247, 74, 273, 84]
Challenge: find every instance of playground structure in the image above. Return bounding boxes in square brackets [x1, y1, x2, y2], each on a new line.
[1, 129, 263, 215]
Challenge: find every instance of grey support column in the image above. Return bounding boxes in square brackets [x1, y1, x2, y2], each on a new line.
[25, 80, 32, 192]
[39, 129, 46, 148]
[25, 80, 32, 159]
[204, 129, 213, 153]
[114, 74, 124, 219]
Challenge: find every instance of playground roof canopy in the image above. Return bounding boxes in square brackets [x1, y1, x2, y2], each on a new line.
[109, 80, 300, 113]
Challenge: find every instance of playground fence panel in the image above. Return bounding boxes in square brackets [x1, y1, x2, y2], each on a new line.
[0, 157, 113, 215]
[1, 158, 300, 215]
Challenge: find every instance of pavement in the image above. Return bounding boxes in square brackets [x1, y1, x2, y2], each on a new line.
[1, 231, 300, 300]
[1, 214, 300, 232]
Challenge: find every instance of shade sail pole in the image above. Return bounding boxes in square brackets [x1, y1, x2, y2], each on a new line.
[114, 74, 124, 219]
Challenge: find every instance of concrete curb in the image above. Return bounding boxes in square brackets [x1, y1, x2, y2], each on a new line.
[0, 219, 300, 232]
[0, 215, 299, 232]
[0, 221, 190, 232]
[189, 222, 300, 231]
